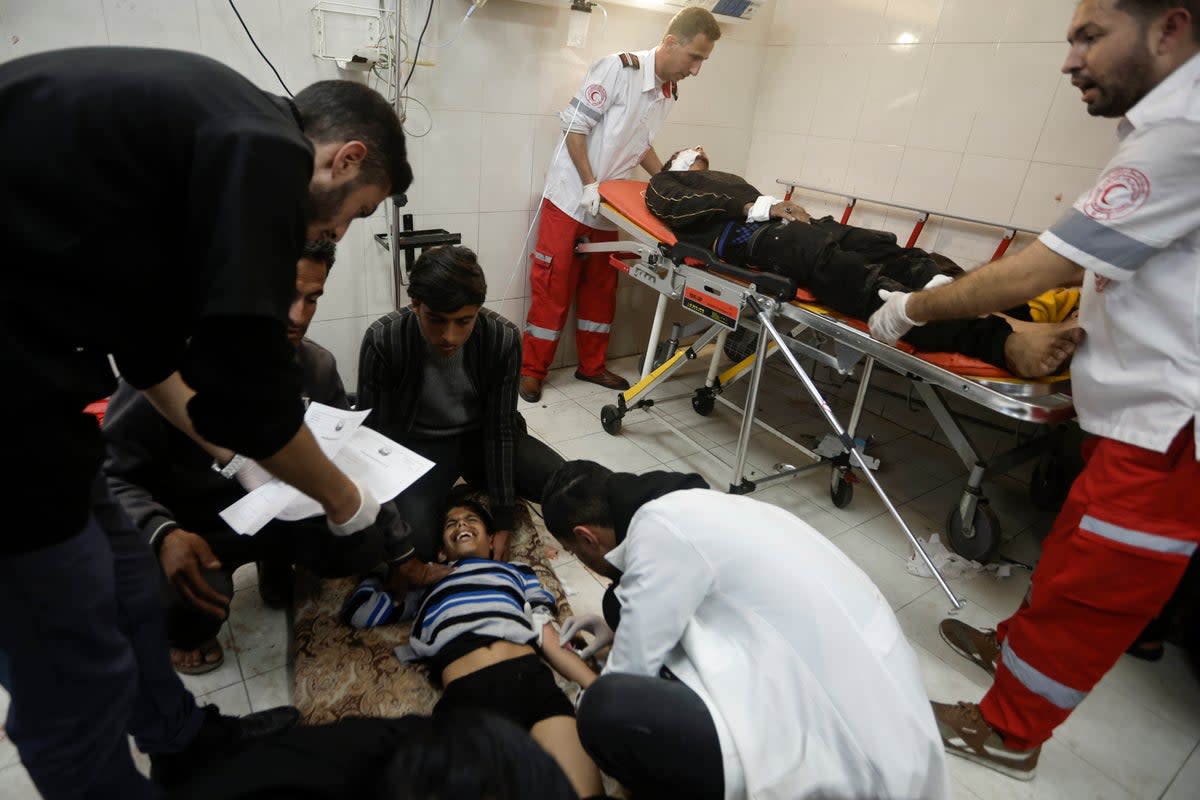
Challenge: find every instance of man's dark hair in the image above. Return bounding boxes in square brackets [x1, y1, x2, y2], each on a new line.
[541, 460, 614, 544]
[294, 80, 413, 196]
[666, 6, 722, 44]
[408, 245, 487, 311]
[375, 710, 577, 800]
[300, 239, 336, 272]
[1117, 0, 1200, 42]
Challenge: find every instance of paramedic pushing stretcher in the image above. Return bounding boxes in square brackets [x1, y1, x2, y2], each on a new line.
[519, 7, 721, 403]
[868, 0, 1200, 780]
[0, 48, 411, 798]
[647, 149, 1082, 377]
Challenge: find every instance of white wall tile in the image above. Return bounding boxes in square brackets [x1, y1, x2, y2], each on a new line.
[891, 147, 962, 211]
[844, 141, 904, 200]
[945, 154, 1028, 223]
[656, 122, 753, 176]
[478, 211, 536, 302]
[670, 38, 762, 128]
[479, 113, 536, 213]
[879, 0, 944, 46]
[1000, 0, 1078, 43]
[934, 0, 1006, 44]
[1033, 76, 1121, 169]
[827, 0, 888, 45]
[2, 0, 109, 59]
[930, 219, 1009, 268]
[1011, 162, 1101, 231]
[856, 43, 931, 145]
[408, 109, 481, 215]
[768, 0, 834, 46]
[194, 0, 286, 94]
[906, 43, 986, 153]
[745, 130, 809, 197]
[753, 45, 823, 134]
[798, 136, 853, 192]
[101, 0, 201, 50]
[809, 45, 872, 140]
[965, 42, 1063, 161]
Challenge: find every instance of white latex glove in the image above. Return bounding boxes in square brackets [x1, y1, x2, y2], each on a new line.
[869, 289, 923, 345]
[580, 181, 601, 216]
[560, 613, 614, 659]
[923, 274, 954, 290]
[234, 458, 273, 493]
[327, 478, 381, 537]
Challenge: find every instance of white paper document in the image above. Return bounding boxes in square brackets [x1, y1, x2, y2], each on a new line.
[218, 403, 434, 535]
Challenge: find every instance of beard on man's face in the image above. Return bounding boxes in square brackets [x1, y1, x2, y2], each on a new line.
[303, 180, 356, 234]
[1087, 46, 1156, 117]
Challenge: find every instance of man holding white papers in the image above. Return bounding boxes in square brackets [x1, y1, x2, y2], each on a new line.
[104, 243, 447, 675]
[358, 245, 564, 561]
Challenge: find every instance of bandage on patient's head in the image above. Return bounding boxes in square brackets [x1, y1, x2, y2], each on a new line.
[668, 147, 703, 171]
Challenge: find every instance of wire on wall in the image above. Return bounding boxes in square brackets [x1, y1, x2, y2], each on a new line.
[228, 0, 293, 96]
[399, 0, 435, 99]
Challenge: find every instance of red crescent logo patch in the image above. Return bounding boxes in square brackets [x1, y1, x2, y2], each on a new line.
[584, 83, 607, 108]
[1082, 167, 1151, 221]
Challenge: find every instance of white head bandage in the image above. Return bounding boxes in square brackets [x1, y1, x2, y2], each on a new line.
[669, 148, 703, 171]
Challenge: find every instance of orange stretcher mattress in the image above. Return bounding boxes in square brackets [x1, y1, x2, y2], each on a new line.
[599, 179, 1020, 380]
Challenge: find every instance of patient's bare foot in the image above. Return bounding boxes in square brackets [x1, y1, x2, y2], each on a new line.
[1004, 320, 1084, 377]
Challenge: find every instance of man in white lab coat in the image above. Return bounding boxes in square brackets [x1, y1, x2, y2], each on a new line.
[539, 461, 950, 800]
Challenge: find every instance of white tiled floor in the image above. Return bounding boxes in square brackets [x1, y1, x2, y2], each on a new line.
[2, 353, 1197, 798]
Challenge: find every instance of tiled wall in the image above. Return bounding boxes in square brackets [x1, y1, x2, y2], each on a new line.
[3, 0, 1119, 387]
[2, 0, 770, 388]
[746, 0, 1120, 271]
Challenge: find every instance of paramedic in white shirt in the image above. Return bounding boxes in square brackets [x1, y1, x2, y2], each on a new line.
[868, 0, 1200, 781]
[518, 7, 720, 403]
[539, 461, 950, 800]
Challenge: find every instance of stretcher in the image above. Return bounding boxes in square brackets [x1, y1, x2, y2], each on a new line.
[577, 180, 1077, 591]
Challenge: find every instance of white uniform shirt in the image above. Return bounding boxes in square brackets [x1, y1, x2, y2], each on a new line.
[543, 47, 677, 230]
[1039, 53, 1200, 456]
[602, 489, 950, 800]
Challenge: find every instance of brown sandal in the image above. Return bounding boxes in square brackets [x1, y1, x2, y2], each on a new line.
[171, 637, 224, 675]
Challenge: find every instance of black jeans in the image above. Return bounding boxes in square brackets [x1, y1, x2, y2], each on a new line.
[394, 429, 564, 559]
[733, 218, 1015, 368]
[165, 518, 385, 649]
[577, 672, 724, 800]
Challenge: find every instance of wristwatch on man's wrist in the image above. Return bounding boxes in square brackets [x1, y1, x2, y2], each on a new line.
[211, 453, 247, 479]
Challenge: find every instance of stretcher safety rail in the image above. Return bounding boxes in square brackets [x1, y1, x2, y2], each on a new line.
[579, 180, 1076, 580]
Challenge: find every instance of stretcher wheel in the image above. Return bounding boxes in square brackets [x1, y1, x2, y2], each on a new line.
[830, 474, 854, 508]
[1029, 457, 1069, 511]
[600, 404, 622, 436]
[692, 391, 715, 417]
[944, 502, 1000, 563]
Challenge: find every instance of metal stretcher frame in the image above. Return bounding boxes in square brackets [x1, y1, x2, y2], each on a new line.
[580, 180, 1077, 574]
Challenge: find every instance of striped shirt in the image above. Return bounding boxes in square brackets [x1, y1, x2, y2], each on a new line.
[409, 558, 556, 671]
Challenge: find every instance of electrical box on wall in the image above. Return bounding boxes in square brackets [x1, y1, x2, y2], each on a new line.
[310, 1, 387, 67]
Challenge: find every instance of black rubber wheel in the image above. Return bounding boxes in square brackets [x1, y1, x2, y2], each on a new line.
[600, 404, 622, 436]
[944, 502, 1001, 563]
[692, 392, 715, 417]
[1029, 457, 1069, 511]
[831, 475, 854, 508]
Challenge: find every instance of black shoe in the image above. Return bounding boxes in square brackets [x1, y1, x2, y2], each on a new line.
[256, 560, 293, 609]
[150, 704, 302, 786]
[519, 375, 543, 403]
[573, 368, 630, 391]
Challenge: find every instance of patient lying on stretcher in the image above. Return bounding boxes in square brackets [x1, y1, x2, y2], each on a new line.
[646, 147, 1082, 377]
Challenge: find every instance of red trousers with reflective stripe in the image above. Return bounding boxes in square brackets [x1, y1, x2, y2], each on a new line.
[522, 198, 619, 379]
[983, 423, 1199, 749]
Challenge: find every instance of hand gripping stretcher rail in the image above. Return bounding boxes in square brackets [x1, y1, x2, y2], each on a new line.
[575, 180, 1078, 610]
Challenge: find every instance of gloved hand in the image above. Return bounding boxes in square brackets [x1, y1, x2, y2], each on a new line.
[869, 289, 923, 345]
[923, 274, 954, 290]
[327, 478, 381, 537]
[234, 458, 273, 493]
[580, 181, 601, 216]
[560, 613, 614, 659]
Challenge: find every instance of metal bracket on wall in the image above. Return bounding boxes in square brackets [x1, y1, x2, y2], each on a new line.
[373, 208, 461, 310]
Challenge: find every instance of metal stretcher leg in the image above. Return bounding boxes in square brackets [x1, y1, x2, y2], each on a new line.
[640, 294, 670, 380]
[745, 296, 963, 610]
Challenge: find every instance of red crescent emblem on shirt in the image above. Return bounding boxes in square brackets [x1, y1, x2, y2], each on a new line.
[1082, 167, 1151, 221]
[584, 83, 607, 108]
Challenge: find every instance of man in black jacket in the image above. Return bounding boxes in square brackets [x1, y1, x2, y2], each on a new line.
[358, 246, 564, 560]
[646, 148, 1081, 377]
[0, 48, 410, 799]
[104, 242, 448, 676]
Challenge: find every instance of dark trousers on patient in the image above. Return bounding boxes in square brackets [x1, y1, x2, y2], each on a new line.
[166, 519, 386, 650]
[730, 217, 1014, 367]
[577, 673, 724, 800]
[0, 474, 205, 799]
[393, 429, 564, 559]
